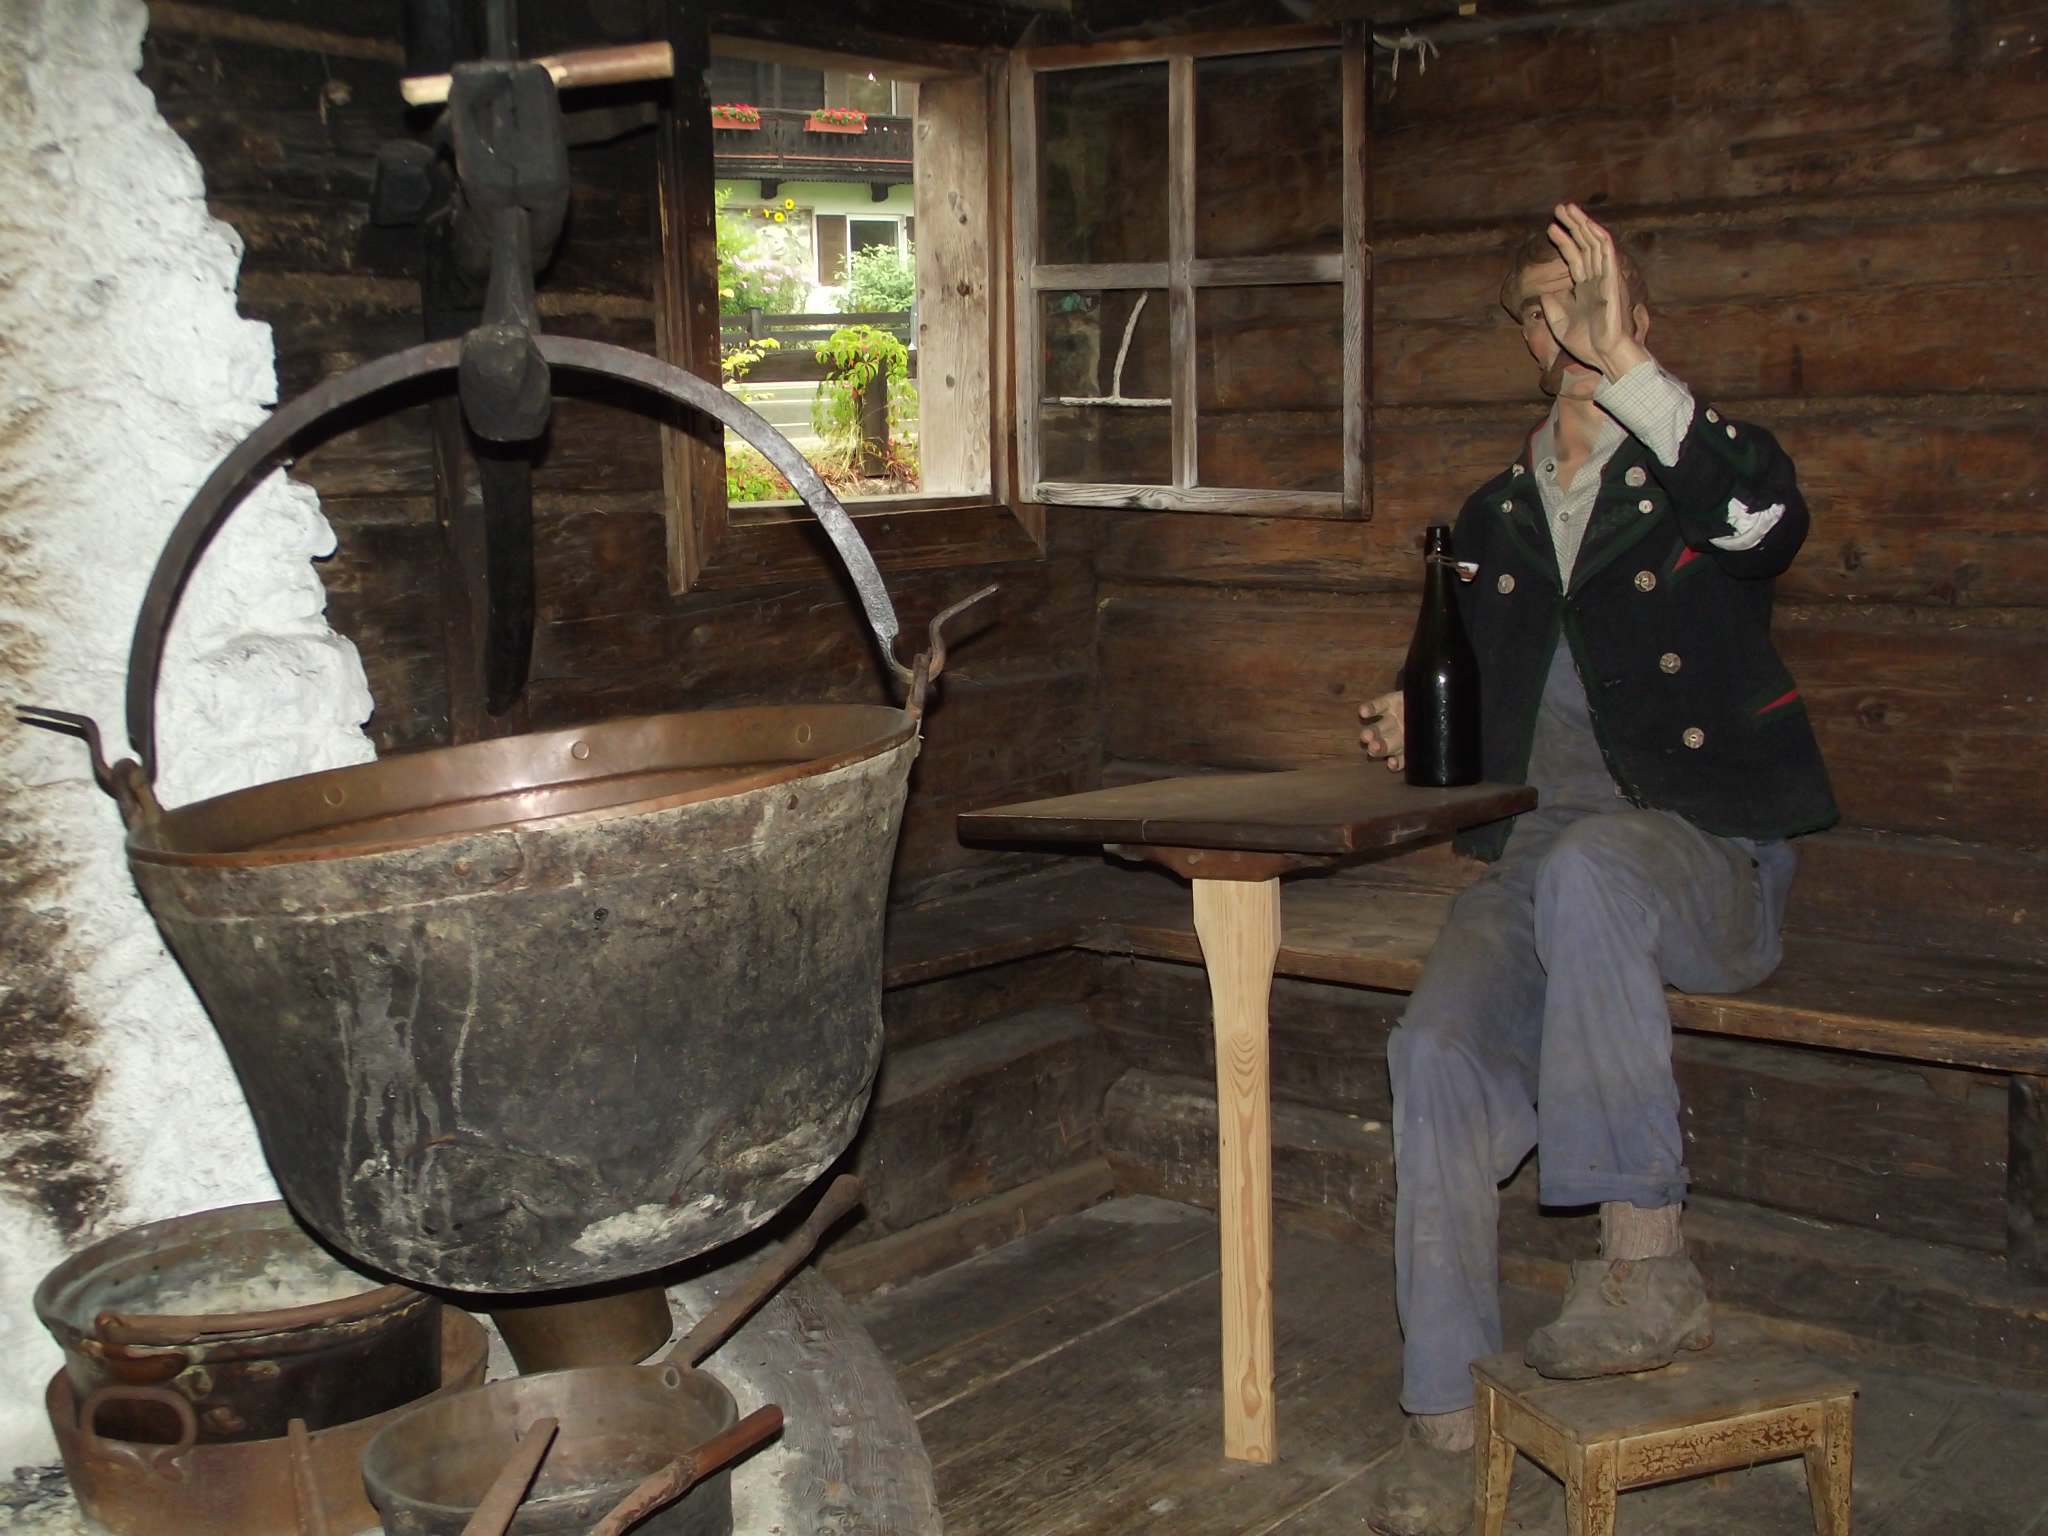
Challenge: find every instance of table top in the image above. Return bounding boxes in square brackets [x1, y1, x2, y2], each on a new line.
[957, 762, 1535, 858]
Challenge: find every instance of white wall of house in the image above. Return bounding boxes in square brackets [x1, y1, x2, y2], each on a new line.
[0, 0, 375, 1470]
[718, 178, 914, 309]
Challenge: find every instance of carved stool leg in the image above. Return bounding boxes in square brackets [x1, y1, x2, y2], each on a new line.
[1192, 875, 1280, 1463]
[1564, 1441, 1618, 1536]
[1803, 1393, 1854, 1536]
[1473, 1380, 1514, 1536]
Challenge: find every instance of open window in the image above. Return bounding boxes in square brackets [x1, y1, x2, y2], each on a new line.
[654, 26, 1028, 594]
[1011, 29, 1369, 518]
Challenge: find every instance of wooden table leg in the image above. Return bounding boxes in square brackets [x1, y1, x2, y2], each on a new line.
[1192, 875, 1281, 1463]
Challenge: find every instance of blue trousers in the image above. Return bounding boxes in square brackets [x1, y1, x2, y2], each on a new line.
[1387, 807, 1795, 1414]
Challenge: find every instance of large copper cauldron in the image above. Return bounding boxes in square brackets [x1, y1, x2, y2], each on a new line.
[31, 337, 988, 1294]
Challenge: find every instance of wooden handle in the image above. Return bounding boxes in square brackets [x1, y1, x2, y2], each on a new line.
[589, 1405, 784, 1536]
[287, 1419, 331, 1536]
[458, 1417, 559, 1536]
[402, 41, 675, 107]
[667, 1175, 865, 1368]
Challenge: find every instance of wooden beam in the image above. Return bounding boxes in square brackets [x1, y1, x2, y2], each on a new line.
[820, 1159, 1119, 1300]
[1167, 54, 1197, 492]
[1031, 483, 1349, 516]
[431, 401, 486, 745]
[1009, 57, 1044, 507]
[1340, 27, 1370, 520]
[656, 9, 729, 595]
[914, 72, 993, 497]
[1022, 24, 1339, 71]
[1030, 262, 1172, 291]
[144, 1, 404, 64]
[2011, 1073, 2048, 1284]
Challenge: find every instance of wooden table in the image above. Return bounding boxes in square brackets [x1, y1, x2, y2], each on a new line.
[959, 763, 1533, 1461]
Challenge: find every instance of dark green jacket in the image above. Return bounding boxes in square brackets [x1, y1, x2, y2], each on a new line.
[1450, 401, 1839, 860]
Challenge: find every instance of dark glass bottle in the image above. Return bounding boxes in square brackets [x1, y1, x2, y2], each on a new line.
[1403, 525, 1483, 787]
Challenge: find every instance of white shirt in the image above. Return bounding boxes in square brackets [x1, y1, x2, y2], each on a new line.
[1529, 359, 1696, 583]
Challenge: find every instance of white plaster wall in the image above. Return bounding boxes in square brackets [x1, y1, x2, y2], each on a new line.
[0, 0, 376, 1470]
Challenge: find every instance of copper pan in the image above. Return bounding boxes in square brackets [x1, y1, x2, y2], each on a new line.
[48, 1308, 488, 1536]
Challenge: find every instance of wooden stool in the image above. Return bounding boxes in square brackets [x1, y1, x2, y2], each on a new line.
[1472, 1347, 1856, 1536]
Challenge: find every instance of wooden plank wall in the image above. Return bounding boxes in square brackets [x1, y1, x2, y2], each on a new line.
[138, 0, 1098, 901]
[1098, 0, 2048, 965]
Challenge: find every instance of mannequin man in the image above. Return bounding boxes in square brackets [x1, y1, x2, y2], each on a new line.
[1357, 205, 1837, 1535]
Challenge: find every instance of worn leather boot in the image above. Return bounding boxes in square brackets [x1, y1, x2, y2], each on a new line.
[1363, 1419, 1472, 1536]
[1524, 1254, 1713, 1379]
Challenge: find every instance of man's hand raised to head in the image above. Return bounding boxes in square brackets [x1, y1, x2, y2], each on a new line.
[1360, 690, 1406, 773]
[1538, 204, 1652, 382]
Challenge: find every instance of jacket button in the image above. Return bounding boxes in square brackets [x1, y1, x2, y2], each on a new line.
[1726, 424, 1738, 438]
[1625, 465, 1647, 487]
[1497, 573, 1516, 594]
[1705, 407, 1720, 423]
[1634, 570, 1658, 592]
[1682, 726, 1706, 749]
[1501, 500, 1513, 512]
[1660, 652, 1682, 673]
[1638, 499, 1655, 514]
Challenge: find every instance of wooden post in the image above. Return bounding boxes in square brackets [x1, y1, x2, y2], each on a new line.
[2010, 1072, 2048, 1284]
[1191, 875, 1280, 1463]
[859, 376, 889, 476]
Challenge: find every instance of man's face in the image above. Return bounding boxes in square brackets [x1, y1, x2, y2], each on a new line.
[1513, 259, 1603, 399]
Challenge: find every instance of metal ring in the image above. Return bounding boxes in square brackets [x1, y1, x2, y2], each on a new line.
[124, 336, 905, 782]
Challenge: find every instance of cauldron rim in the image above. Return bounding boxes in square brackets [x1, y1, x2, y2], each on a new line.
[130, 702, 915, 870]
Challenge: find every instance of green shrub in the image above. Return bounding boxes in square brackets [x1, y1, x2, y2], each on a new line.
[811, 325, 916, 481]
[726, 443, 792, 503]
[835, 242, 915, 313]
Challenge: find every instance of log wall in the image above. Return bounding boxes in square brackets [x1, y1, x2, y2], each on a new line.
[139, 0, 1097, 901]
[1099, 0, 2048, 965]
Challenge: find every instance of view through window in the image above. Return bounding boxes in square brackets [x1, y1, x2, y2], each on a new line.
[706, 53, 948, 508]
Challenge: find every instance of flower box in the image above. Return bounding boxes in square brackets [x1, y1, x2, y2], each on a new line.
[711, 104, 760, 129]
[804, 109, 867, 134]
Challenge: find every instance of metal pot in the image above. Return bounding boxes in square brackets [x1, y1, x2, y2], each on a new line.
[363, 1361, 736, 1536]
[48, 1307, 488, 1536]
[127, 704, 915, 1294]
[21, 336, 992, 1296]
[364, 1175, 863, 1536]
[35, 1200, 439, 1443]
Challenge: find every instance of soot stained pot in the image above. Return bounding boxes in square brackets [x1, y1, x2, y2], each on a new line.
[23, 336, 993, 1296]
[129, 705, 917, 1294]
[34, 1200, 438, 1443]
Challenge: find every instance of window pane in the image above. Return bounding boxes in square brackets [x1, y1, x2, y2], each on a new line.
[1039, 288, 1171, 485]
[1195, 50, 1343, 260]
[842, 72, 894, 114]
[706, 56, 764, 107]
[1038, 64, 1169, 265]
[1196, 285, 1342, 491]
[773, 65, 824, 112]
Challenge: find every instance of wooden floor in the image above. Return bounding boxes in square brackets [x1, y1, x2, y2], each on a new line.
[853, 1198, 2048, 1535]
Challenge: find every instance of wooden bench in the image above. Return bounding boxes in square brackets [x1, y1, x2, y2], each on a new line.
[886, 858, 2048, 1288]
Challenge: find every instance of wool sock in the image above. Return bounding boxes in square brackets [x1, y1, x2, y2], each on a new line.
[1414, 1406, 1475, 1453]
[1601, 1199, 1683, 1261]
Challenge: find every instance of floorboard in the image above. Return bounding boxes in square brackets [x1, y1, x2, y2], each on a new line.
[855, 1198, 2048, 1535]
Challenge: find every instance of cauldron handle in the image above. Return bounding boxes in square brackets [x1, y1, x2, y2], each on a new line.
[78, 1384, 197, 1482]
[118, 336, 917, 784]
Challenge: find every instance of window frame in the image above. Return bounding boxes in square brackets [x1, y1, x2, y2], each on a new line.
[655, 26, 1038, 596]
[1010, 25, 1371, 519]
